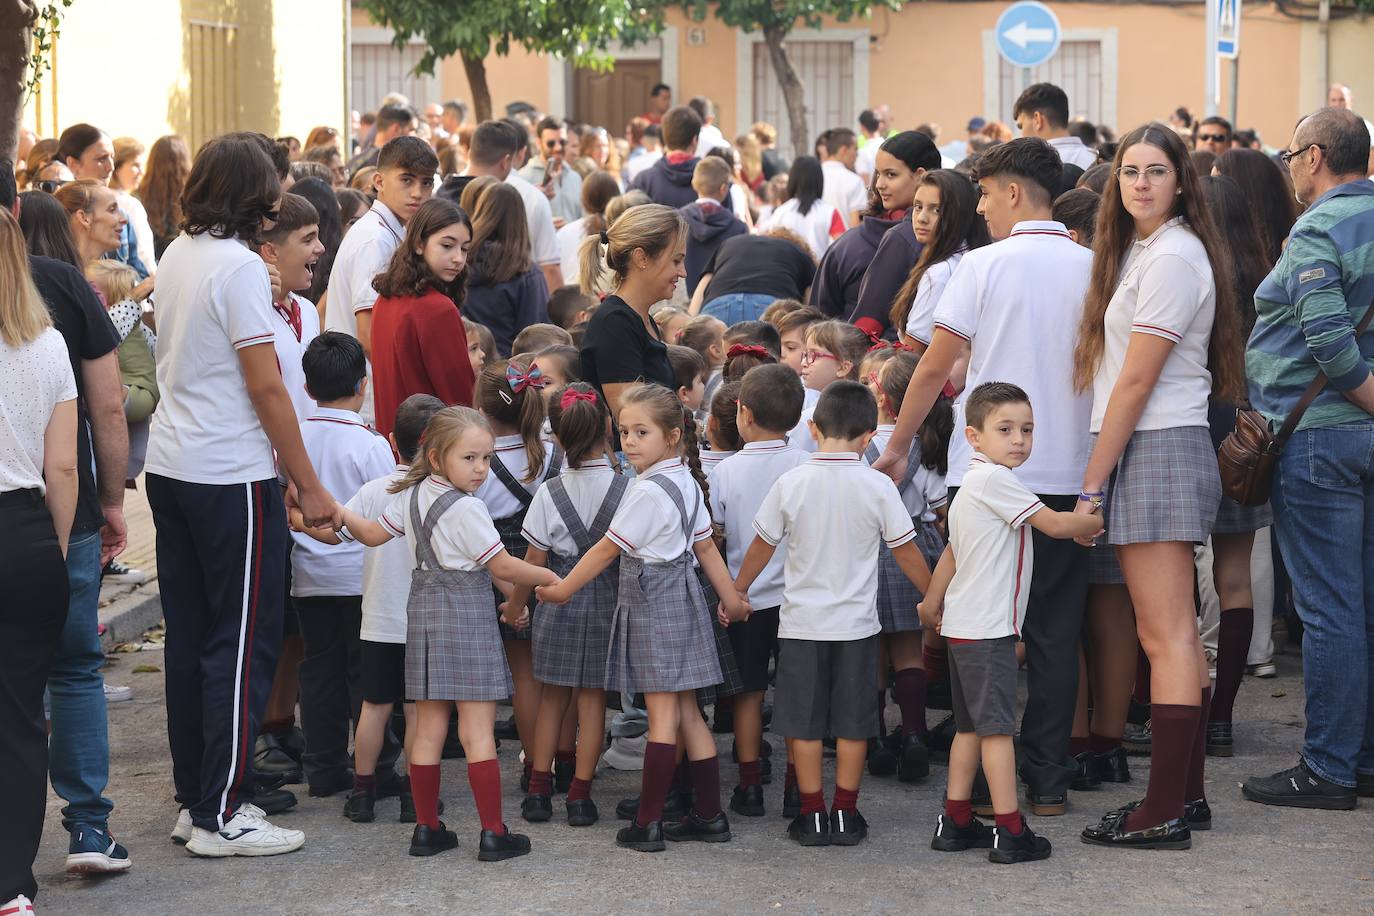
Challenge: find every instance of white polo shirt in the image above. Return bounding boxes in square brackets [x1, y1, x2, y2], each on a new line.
[346, 465, 413, 643]
[607, 458, 712, 562]
[521, 458, 618, 557]
[1091, 218, 1215, 433]
[932, 220, 1093, 495]
[821, 160, 868, 226]
[145, 233, 278, 484]
[699, 449, 736, 474]
[376, 475, 504, 572]
[270, 292, 321, 423]
[506, 172, 562, 268]
[759, 198, 845, 260]
[291, 407, 395, 596]
[324, 199, 402, 337]
[708, 439, 810, 609]
[475, 434, 562, 521]
[1048, 135, 1099, 170]
[787, 387, 821, 453]
[942, 453, 1044, 639]
[753, 452, 916, 641]
[903, 250, 966, 345]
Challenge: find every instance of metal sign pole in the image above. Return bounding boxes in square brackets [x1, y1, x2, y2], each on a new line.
[1205, 0, 1219, 117]
[1229, 57, 1239, 127]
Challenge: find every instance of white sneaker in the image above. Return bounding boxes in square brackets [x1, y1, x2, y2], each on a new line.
[1247, 660, 1278, 678]
[185, 805, 304, 858]
[1, 895, 36, 915]
[103, 682, 133, 703]
[171, 809, 193, 845]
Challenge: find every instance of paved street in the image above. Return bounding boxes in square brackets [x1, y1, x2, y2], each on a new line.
[35, 643, 1374, 915]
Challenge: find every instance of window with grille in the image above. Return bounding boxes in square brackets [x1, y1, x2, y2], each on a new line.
[997, 40, 1104, 125]
[350, 38, 439, 115]
[188, 21, 239, 150]
[752, 41, 855, 152]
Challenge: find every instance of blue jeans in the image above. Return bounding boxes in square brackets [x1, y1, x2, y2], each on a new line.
[702, 293, 776, 325]
[1271, 419, 1374, 787]
[48, 530, 114, 832]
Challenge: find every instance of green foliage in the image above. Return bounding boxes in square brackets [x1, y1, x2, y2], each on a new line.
[679, 0, 903, 32]
[24, 0, 73, 100]
[359, 0, 668, 75]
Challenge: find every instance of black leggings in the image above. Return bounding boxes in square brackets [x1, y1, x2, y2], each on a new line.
[0, 489, 69, 902]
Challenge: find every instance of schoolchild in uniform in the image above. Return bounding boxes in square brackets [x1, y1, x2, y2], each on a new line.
[735, 381, 932, 847]
[708, 365, 808, 817]
[338, 407, 560, 860]
[791, 319, 871, 452]
[701, 381, 743, 474]
[510, 383, 629, 827]
[537, 382, 748, 853]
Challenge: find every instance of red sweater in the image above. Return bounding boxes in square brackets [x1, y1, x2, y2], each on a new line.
[370, 287, 476, 437]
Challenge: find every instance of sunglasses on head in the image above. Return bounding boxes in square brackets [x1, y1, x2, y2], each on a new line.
[36, 179, 68, 193]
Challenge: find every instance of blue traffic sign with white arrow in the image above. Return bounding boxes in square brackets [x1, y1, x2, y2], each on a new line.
[995, 1, 1063, 69]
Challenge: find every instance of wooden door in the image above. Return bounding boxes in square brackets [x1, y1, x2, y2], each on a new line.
[572, 60, 660, 133]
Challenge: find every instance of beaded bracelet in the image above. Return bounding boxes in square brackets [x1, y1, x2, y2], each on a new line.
[1079, 491, 1105, 509]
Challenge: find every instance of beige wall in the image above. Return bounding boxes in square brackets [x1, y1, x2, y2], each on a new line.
[25, 0, 347, 146]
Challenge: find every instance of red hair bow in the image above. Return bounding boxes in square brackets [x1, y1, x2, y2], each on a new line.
[559, 388, 598, 410]
[726, 343, 772, 360]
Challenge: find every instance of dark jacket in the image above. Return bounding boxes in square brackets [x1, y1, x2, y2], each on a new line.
[681, 200, 748, 297]
[629, 155, 700, 209]
[851, 214, 923, 337]
[461, 242, 551, 357]
[808, 214, 903, 319]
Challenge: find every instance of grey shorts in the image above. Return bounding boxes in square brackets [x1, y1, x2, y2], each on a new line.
[948, 636, 1018, 737]
[771, 635, 880, 741]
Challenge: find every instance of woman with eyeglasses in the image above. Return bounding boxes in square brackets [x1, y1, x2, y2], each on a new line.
[1071, 123, 1245, 850]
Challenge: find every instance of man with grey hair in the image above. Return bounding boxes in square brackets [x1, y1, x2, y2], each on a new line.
[1328, 83, 1353, 109]
[1242, 106, 1374, 811]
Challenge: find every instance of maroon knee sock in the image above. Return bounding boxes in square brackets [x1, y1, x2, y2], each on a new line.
[738, 759, 762, 788]
[528, 768, 552, 796]
[1133, 650, 1152, 706]
[1089, 732, 1121, 753]
[354, 772, 377, 793]
[944, 797, 973, 826]
[800, 789, 826, 815]
[893, 668, 929, 737]
[1122, 703, 1200, 831]
[1210, 608, 1253, 725]
[567, 776, 592, 802]
[409, 763, 441, 829]
[635, 741, 678, 827]
[1187, 687, 1212, 802]
[832, 785, 859, 812]
[1069, 736, 1091, 756]
[690, 756, 722, 819]
[671, 754, 691, 791]
[994, 811, 1024, 835]
[555, 749, 575, 767]
[467, 758, 505, 833]
[923, 643, 947, 683]
[784, 763, 797, 791]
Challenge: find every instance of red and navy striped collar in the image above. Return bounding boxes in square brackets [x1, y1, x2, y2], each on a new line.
[741, 439, 792, 454]
[1009, 220, 1072, 240]
[807, 451, 862, 465]
[306, 407, 367, 428]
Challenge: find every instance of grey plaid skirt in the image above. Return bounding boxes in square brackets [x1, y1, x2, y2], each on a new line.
[406, 565, 513, 702]
[533, 551, 617, 688]
[1096, 426, 1221, 547]
[877, 522, 947, 633]
[605, 554, 722, 695]
[695, 568, 745, 703]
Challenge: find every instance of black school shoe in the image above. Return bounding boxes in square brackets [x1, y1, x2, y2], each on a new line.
[989, 818, 1053, 863]
[254, 786, 298, 816]
[664, 811, 732, 843]
[1105, 797, 1211, 831]
[1094, 747, 1132, 784]
[566, 797, 599, 827]
[781, 785, 801, 819]
[343, 788, 375, 823]
[898, 733, 930, 783]
[398, 794, 443, 824]
[616, 820, 666, 852]
[254, 733, 304, 784]
[1081, 810, 1191, 850]
[1071, 752, 1102, 791]
[409, 822, 459, 857]
[828, 808, 868, 846]
[930, 813, 995, 852]
[730, 784, 766, 817]
[1242, 759, 1358, 810]
[867, 737, 898, 778]
[521, 794, 553, 823]
[615, 789, 690, 821]
[307, 769, 355, 798]
[1206, 721, 1234, 757]
[478, 826, 532, 861]
[786, 810, 830, 846]
[926, 715, 956, 764]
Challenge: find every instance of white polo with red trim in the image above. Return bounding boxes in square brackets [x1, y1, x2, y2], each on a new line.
[942, 453, 1044, 640]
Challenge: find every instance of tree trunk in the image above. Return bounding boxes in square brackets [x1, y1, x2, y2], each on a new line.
[460, 49, 493, 123]
[763, 25, 808, 161]
[0, 1, 39, 163]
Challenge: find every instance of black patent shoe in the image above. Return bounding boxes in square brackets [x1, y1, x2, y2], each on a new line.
[930, 813, 995, 852]
[926, 714, 956, 764]
[1206, 721, 1234, 757]
[990, 818, 1053, 863]
[898, 733, 930, 783]
[342, 788, 375, 823]
[398, 793, 442, 824]
[254, 733, 303, 783]
[786, 810, 830, 846]
[1093, 746, 1132, 783]
[616, 820, 666, 852]
[566, 797, 599, 827]
[828, 807, 868, 846]
[478, 826, 531, 861]
[554, 759, 574, 794]
[664, 811, 732, 843]
[521, 793, 553, 823]
[254, 786, 298, 815]
[409, 821, 459, 857]
[1081, 811, 1191, 850]
[1072, 752, 1102, 791]
[781, 785, 801, 819]
[867, 737, 898, 778]
[1101, 797, 1208, 830]
[615, 790, 689, 821]
[729, 784, 766, 817]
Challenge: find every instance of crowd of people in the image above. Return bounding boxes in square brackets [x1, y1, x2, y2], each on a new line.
[2, 74, 1374, 910]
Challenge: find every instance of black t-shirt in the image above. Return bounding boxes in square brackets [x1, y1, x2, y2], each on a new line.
[29, 255, 121, 535]
[702, 235, 816, 303]
[579, 295, 675, 447]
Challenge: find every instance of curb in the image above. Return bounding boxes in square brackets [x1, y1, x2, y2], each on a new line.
[99, 583, 164, 653]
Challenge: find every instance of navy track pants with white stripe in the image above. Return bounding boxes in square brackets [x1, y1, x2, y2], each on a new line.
[147, 475, 286, 830]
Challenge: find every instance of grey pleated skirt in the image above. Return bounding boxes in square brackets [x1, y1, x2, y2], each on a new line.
[1095, 426, 1221, 547]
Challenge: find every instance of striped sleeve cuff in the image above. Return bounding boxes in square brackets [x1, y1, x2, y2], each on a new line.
[1011, 501, 1044, 528]
[232, 332, 275, 350]
[474, 541, 503, 565]
[337, 526, 356, 543]
[521, 527, 550, 551]
[885, 526, 916, 548]
[692, 523, 713, 542]
[379, 513, 405, 538]
[606, 528, 636, 553]
[1131, 323, 1182, 343]
[752, 520, 782, 547]
[932, 321, 971, 342]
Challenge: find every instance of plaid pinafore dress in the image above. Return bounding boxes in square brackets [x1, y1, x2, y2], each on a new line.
[531, 474, 629, 688]
[604, 473, 722, 695]
[489, 445, 563, 641]
[403, 486, 513, 701]
[864, 438, 943, 633]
